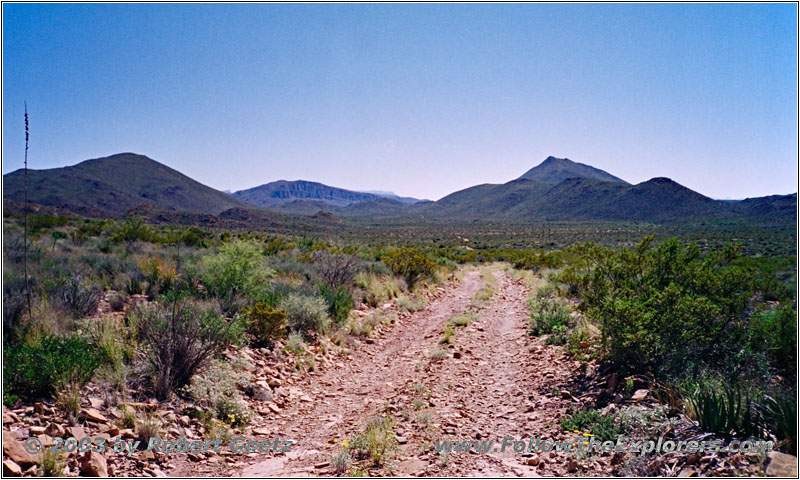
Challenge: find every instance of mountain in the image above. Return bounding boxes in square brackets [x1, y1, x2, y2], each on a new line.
[2, 153, 250, 216]
[234, 180, 381, 208]
[423, 157, 795, 223]
[233, 180, 423, 211]
[518, 156, 629, 184]
[357, 191, 423, 205]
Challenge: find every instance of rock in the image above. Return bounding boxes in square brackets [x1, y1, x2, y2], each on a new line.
[267, 403, 281, 414]
[560, 390, 572, 400]
[677, 468, 698, 477]
[566, 459, 579, 473]
[3, 410, 16, 424]
[395, 435, 408, 444]
[314, 461, 330, 469]
[766, 451, 797, 477]
[66, 426, 87, 440]
[630, 389, 649, 402]
[252, 427, 271, 436]
[80, 451, 108, 477]
[398, 458, 427, 476]
[80, 408, 109, 423]
[3, 459, 22, 476]
[526, 456, 539, 466]
[267, 378, 282, 388]
[104, 425, 120, 436]
[251, 386, 273, 402]
[28, 426, 47, 435]
[2, 439, 37, 467]
[44, 423, 66, 437]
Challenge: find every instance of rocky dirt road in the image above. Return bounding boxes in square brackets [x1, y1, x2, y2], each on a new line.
[191, 268, 590, 477]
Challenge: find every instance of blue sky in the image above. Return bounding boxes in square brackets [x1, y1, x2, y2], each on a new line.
[3, 3, 797, 200]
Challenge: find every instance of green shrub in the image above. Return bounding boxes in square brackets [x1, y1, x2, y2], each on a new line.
[318, 283, 355, 325]
[3, 334, 102, 399]
[749, 305, 797, 380]
[560, 409, 621, 442]
[527, 298, 571, 336]
[201, 240, 274, 314]
[279, 293, 331, 337]
[242, 303, 288, 348]
[560, 238, 757, 377]
[134, 299, 245, 400]
[381, 247, 436, 288]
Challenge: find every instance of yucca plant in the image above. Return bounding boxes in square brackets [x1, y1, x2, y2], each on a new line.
[686, 381, 759, 437]
[760, 393, 796, 454]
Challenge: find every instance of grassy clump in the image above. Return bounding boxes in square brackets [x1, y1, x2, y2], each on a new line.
[348, 416, 398, 467]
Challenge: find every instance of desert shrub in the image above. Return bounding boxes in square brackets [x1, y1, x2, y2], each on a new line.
[313, 251, 360, 288]
[284, 332, 307, 355]
[201, 240, 275, 314]
[397, 294, 425, 312]
[318, 283, 355, 325]
[184, 358, 252, 427]
[136, 412, 162, 443]
[81, 317, 135, 369]
[748, 305, 797, 380]
[59, 274, 101, 317]
[3, 334, 102, 399]
[560, 237, 757, 377]
[134, 299, 245, 400]
[55, 384, 82, 424]
[109, 293, 126, 312]
[39, 449, 66, 477]
[440, 325, 454, 344]
[242, 303, 288, 348]
[527, 298, 571, 336]
[348, 416, 397, 466]
[111, 218, 154, 244]
[279, 293, 330, 337]
[139, 255, 177, 298]
[3, 274, 29, 344]
[429, 348, 448, 361]
[331, 449, 352, 476]
[355, 272, 403, 307]
[560, 409, 621, 443]
[381, 247, 436, 289]
[448, 312, 475, 328]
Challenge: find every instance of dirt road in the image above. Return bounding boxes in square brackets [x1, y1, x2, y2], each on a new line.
[176, 268, 584, 477]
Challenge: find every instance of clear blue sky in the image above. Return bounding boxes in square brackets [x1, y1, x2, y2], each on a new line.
[3, 3, 797, 200]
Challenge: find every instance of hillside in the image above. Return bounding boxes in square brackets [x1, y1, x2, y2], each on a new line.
[2, 153, 249, 216]
[235, 180, 381, 208]
[517, 156, 629, 184]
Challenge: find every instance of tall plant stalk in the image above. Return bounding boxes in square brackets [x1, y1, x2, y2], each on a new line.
[23, 102, 31, 318]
